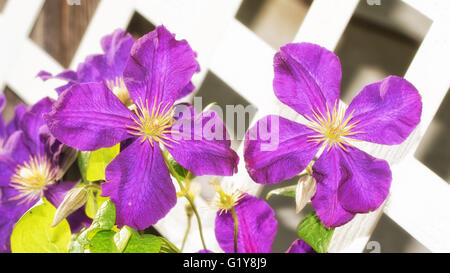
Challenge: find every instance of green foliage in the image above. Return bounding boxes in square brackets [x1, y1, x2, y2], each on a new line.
[167, 154, 195, 181]
[77, 151, 91, 182]
[86, 144, 120, 181]
[69, 199, 168, 253]
[297, 213, 334, 253]
[11, 199, 71, 253]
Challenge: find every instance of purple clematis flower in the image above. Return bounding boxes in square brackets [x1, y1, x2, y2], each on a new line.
[38, 29, 135, 100]
[207, 181, 313, 253]
[244, 43, 422, 227]
[211, 181, 277, 253]
[45, 26, 239, 230]
[0, 97, 88, 252]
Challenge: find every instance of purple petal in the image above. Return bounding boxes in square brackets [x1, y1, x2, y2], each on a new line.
[44, 182, 92, 233]
[336, 146, 391, 213]
[38, 29, 134, 95]
[215, 194, 277, 253]
[244, 115, 319, 184]
[346, 76, 422, 145]
[274, 43, 341, 118]
[123, 25, 200, 107]
[102, 140, 176, 230]
[311, 148, 356, 228]
[0, 154, 16, 187]
[46, 82, 135, 151]
[77, 29, 134, 83]
[167, 105, 239, 176]
[286, 238, 316, 253]
[37, 70, 79, 95]
[197, 249, 214, 253]
[2, 131, 32, 165]
[6, 104, 26, 138]
[20, 97, 54, 153]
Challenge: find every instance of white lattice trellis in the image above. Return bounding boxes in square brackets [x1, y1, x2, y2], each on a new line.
[0, 0, 449, 253]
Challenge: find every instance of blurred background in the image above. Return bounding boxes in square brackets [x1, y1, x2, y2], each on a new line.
[1, 0, 447, 252]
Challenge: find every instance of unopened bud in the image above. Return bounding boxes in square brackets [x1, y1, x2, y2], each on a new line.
[295, 174, 317, 214]
[52, 186, 88, 227]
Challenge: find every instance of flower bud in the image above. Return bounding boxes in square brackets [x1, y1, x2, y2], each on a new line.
[52, 186, 88, 227]
[295, 174, 317, 214]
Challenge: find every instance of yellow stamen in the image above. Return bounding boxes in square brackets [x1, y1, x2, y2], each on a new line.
[127, 98, 177, 147]
[10, 155, 57, 205]
[106, 77, 133, 106]
[305, 102, 364, 151]
[210, 179, 245, 215]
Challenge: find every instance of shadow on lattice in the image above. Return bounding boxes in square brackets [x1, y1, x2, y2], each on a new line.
[415, 88, 450, 185]
[235, 0, 312, 49]
[194, 71, 257, 150]
[29, 0, 101, 68]
[0, 0, 7, 13]
[366, 214, 430, 253]
[126, 11, 156, 39]
[335, 0, 432, 103]
[1, 85, 25, 123]
[334, 0, 433, 253]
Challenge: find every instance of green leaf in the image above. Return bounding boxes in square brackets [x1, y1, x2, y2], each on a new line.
[11, 199, 71, 253]
[123, 228, 161, 253]
[296, 213, 334, 253]
[159, 236, 181, 253]
[90, 231, 119, 253]
[266, 185, 297, 200]
[77, 151, 91, 182]
[91, 199, 116, 230]
[86, 144, 120, 181]
[167, 155, 195, 181]
[69, 200, 116, 253]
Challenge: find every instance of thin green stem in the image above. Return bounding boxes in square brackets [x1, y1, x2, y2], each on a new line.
[180, 214, 192, 252]
[231, 207, 239, 253]
[162, 150, 207, 250]
[185, 194, 207, 250]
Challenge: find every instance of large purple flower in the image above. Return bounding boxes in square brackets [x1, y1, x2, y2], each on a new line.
[244, 43, 422, 227]
[0, 94, 26, 149]
[45, 26, 239, 230]
[0, 98, 86, 253]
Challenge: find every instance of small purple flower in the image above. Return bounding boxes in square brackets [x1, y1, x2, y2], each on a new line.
[45, 26, 239, 230]
[211, 181, 277, 253]
[38, 29, 135, 98]
[0, 98, 86, 253]
[244, 43, 422, 227]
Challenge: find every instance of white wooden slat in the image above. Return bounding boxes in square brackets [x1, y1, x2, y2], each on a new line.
[293, 0, 359, 50]
[7, 40, 62, 104]
[385, 158, 450, 252]
[0, 0, 45, 91]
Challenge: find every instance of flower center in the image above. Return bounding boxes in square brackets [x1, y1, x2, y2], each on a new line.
[305, 102, 362, 151]
[210, 179, 244, 215]
[10, 156, 57, 204]
[106, 77, 133, 107]
[127, 98, 177, 147]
